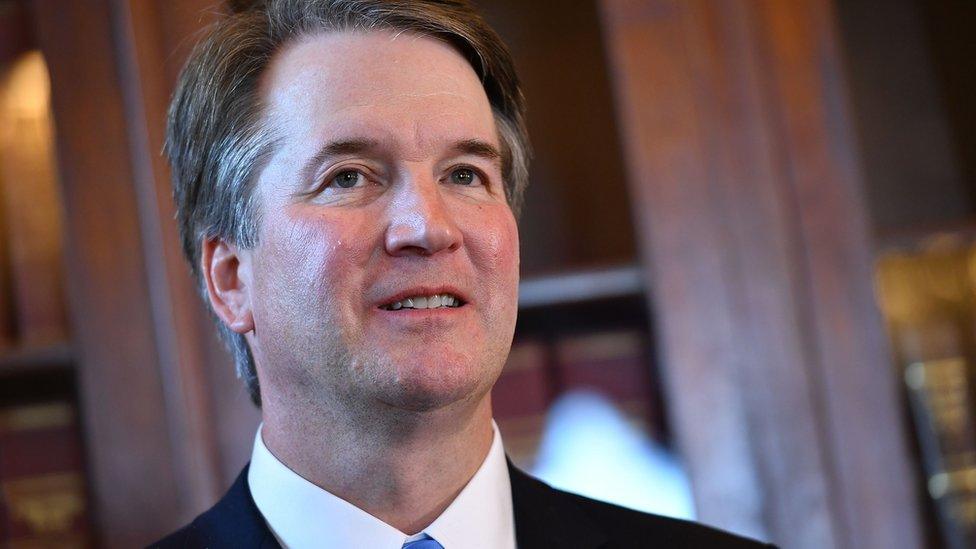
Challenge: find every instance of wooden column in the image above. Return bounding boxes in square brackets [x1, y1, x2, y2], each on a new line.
[599, 1, 923, 548]
[32, 1, 180, 546]
[31, 0, 258, 546]
[108, 0, 227, 517]
[115, 0, 261, 492]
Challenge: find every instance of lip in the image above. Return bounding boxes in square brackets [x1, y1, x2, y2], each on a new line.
[375, 285, 470, 310]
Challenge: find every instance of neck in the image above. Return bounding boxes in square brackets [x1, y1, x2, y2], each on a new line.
[260, 393, 495, 534]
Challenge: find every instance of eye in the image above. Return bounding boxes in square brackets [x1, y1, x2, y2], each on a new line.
[449, 167, 480, 186]
[330, 170, 364, 189]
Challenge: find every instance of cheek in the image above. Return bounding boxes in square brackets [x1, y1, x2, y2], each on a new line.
[465, 205, 520, 289]
[254, 207, 372, 311]
[488, 208, 520, 271]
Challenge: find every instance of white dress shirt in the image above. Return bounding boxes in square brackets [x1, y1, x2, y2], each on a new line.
[248, 422, 517, 549]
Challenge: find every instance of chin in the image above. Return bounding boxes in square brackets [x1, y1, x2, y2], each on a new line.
[365, 352, 496, 413]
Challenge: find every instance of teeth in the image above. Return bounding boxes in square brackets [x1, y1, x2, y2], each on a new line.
[382, 293, 462, 310]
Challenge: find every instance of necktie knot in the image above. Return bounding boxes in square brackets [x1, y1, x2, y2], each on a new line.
[402, 535, 444, 549]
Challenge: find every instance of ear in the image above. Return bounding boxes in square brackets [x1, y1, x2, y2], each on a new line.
[201, 238, 255, 334]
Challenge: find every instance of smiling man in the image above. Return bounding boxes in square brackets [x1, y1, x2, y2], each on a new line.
[154, 1, 771, 548]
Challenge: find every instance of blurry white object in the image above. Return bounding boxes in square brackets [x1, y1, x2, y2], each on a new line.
[530, 390, 696, 520]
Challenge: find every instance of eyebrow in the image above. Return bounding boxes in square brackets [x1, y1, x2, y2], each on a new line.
[450, 139, 502, 165]
[299, 138, 380, 185]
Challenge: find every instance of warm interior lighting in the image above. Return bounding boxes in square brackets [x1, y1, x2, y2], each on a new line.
[0, 50, 51, 123]
[0, 49, 67, 346]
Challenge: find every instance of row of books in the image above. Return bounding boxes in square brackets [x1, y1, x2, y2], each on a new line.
[0, 52, 84, 547]
[0, 400, 92, 547]
[876, 237, 976, 549]
[492, 330, 662, 469]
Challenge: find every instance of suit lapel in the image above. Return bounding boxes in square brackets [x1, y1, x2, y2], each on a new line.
[191, 465, 281, 549]
[508, 460, 607, 549]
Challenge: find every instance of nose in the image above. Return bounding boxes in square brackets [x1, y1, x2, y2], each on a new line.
[384, 176, 463, 257]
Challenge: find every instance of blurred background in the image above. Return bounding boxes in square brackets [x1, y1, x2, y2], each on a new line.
[0, 0, 973, 547]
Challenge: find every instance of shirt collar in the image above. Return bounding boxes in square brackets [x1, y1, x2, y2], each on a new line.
[248, 421, 515, 549]
[422, 421, 515, 549]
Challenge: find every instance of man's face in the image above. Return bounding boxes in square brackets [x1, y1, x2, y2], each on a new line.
[240, 30, 520, 414]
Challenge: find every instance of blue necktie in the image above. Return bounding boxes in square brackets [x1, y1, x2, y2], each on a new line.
[402, 535, 444, 549]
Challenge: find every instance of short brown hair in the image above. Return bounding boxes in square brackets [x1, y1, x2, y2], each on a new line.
[165, 0, 530, 405]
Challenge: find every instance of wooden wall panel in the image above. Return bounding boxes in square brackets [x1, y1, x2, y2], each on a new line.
[477, 0, 638, 276]
[113, 0, 262, 500]
[751, 2, 922, 546]
[600, 0, 923, 547]
[119, 0, 261, 494]
[30, 1, 182, 546]
[598, 0, 770, 540]
[110, 0, 224, 518]
[33, 0, 259, 545]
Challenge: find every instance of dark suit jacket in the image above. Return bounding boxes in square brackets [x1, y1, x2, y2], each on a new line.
[151, 462, 773, 548]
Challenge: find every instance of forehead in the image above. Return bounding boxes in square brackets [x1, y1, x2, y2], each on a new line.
[259, 29, 497, 150]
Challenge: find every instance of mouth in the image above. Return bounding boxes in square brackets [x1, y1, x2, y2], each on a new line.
[378, 292, 467, 311]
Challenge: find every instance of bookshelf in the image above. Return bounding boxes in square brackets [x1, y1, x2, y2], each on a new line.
[503, 265, 669, 503]
[516, 266, 650, 348]
[837, 0, 976, 545]
[0, 2, 87, 547]
[0, 343, 73, 378]
[873, 226, 976, 549]
[518, 264, 643, 310]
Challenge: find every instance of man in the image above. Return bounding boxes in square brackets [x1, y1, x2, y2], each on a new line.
[154, 0, 773, 547]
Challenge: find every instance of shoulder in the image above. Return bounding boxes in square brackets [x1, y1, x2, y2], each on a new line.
[147, 466, 278, 549]
[149, 521, 197, 549]
[560, 488, 772, 548]
[508, 462, 774, 548]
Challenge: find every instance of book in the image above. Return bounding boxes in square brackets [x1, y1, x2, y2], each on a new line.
[0, 401, 91, 547]
[553, 330, 657, 433]
[492, 339, 553, 469]
[494, 331, 662, 469]
[876, 240, 976, 549]
[903, 358, 976, 549]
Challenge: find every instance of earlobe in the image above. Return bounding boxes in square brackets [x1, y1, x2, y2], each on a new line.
[201, 238, 255, 334]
